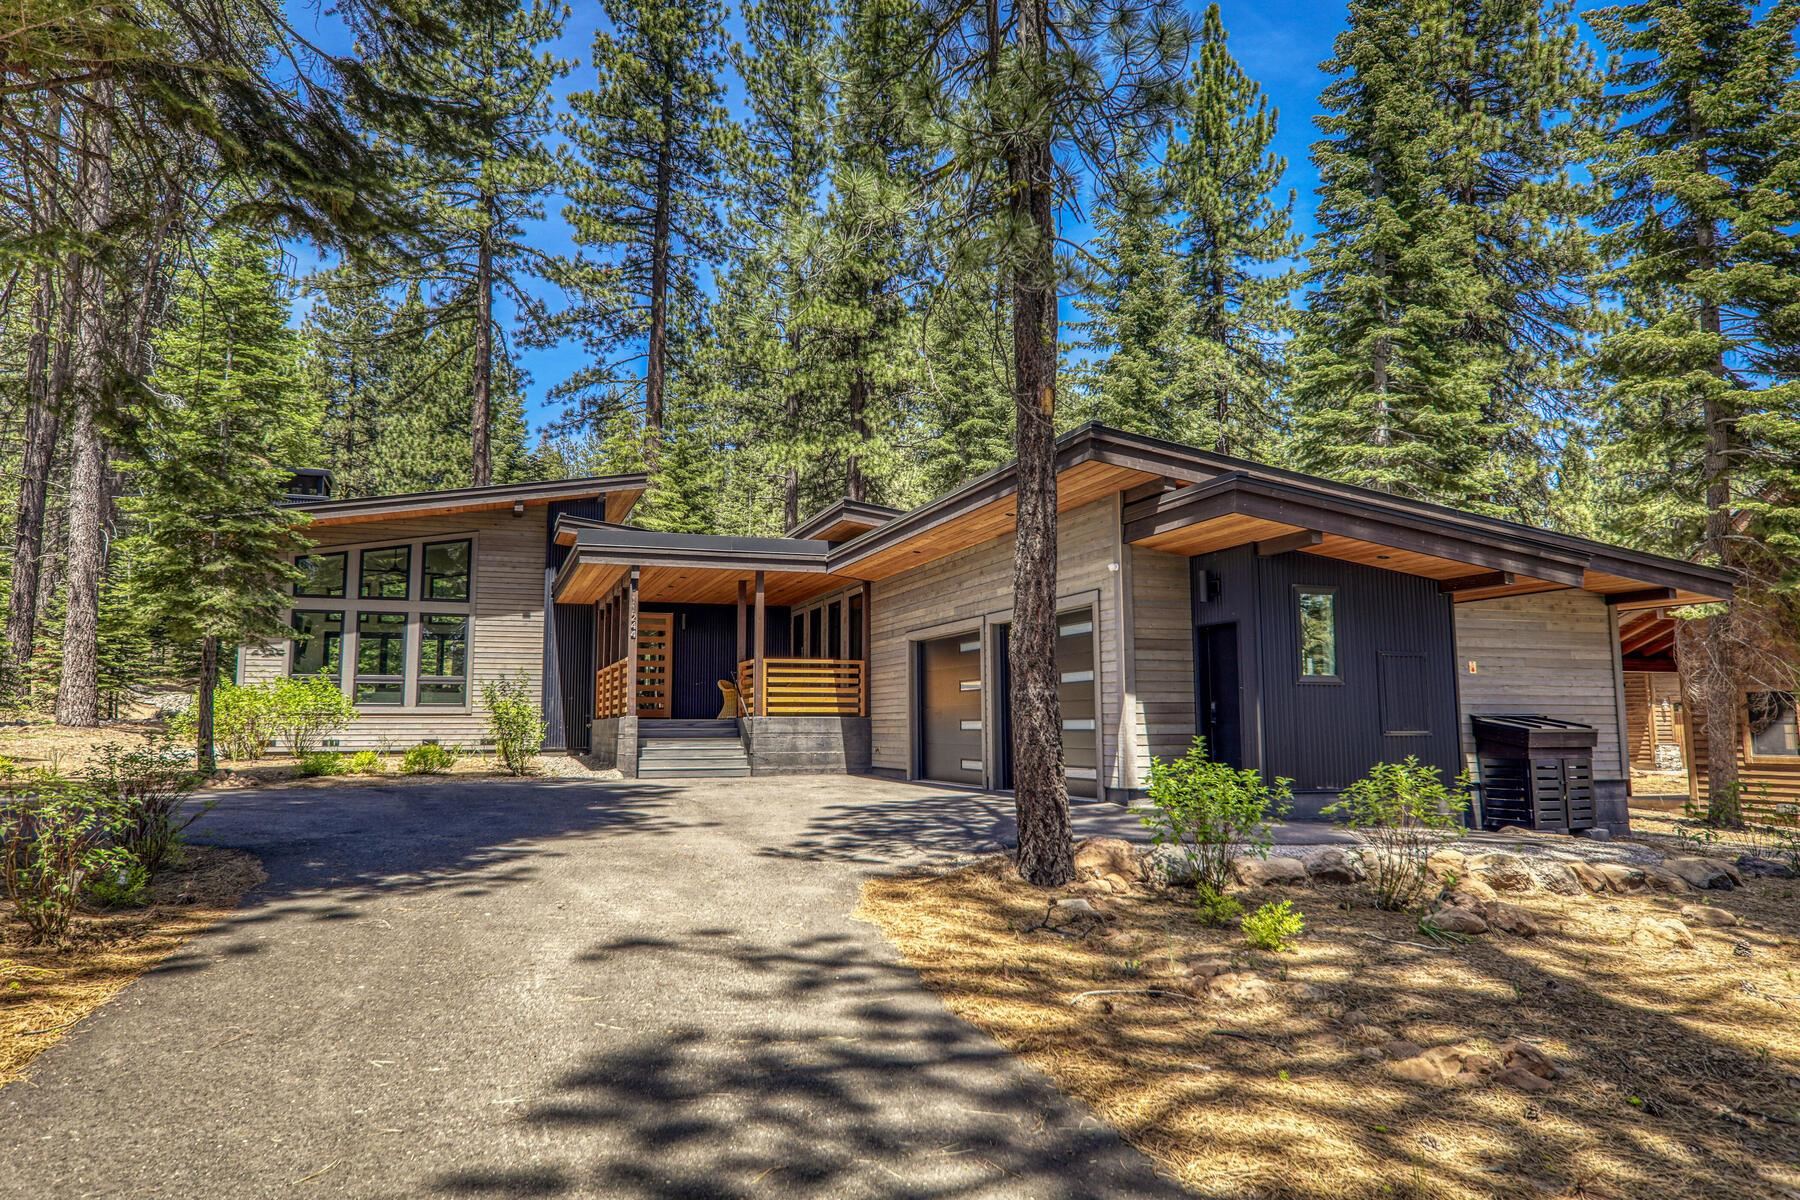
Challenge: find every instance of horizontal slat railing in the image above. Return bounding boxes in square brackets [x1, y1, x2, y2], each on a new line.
[595, 659, 630, 719]
[736, 657, 865, 717]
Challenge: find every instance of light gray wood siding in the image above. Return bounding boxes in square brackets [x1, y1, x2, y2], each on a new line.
[1127, 545, 1196, 783]
[1452, 590, 1626, 779]
[238, 508, 548, 751]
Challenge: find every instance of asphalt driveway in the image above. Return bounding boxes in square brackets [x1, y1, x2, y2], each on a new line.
[0, 775, 1191, 1199]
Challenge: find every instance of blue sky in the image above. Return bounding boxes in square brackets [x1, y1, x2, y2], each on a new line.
[288, 0, 1358, 435]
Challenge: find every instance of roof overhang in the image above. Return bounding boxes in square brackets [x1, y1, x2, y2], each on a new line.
[288, 475, 649, 528]
[785, 498, 905, 542]
[552, 526, 857, 606]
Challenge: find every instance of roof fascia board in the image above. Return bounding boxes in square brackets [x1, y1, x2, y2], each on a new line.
[786, 498, 904, 540]
[288, 474, 650, 523]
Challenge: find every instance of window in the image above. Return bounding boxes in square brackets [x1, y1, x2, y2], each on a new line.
[1297, 588, 1339, 680]
[1748, 691, 1799, 758]
[294, 552, 347, 598]
[291, 611, 344, 681]
[355, 612, 408, 704]
[422, 539, 471, 601]
[417, 614, 468, 706]
[359, 545, 411, 599]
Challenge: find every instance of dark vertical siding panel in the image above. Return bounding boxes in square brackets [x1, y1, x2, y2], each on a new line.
[552, 601, 595, 752]
[1191, 546, 1263, 771]
[545, 499, 613, 571]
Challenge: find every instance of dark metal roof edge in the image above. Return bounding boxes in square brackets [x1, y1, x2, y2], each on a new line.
[785, 498, 906, 540]
[283, 473, 651, 517]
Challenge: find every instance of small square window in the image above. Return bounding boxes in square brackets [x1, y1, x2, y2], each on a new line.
[294, 552, 347, 598]
[422, 540, 471, 602]
[359, 545, 411, 600]
[417, 613, 468, 706]
[1748, 691, 1799, 758]
[1297, 588, 1339, 679]
[291, 610, 344, 682]
[355, 611, 408, 704]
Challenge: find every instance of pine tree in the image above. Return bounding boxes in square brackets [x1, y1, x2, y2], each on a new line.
[553, 0, 730, 463]
[299, 262, 393, 498]
[917, 278, 1015, 497]
[1590, 0, 1800, 823]
[126, 228, 318, 771]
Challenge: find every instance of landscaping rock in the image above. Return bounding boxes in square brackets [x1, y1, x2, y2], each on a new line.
[1592, 862, 1649, 893]
[1300, 846, 1365, 884]
[1388, 1043, 1497, 1087]
[1141, 844, 1198, 887]
[1663, 856, 1742, 891]
[1443, 876, 1498, 907]
[1679, 903, 1739, 928]
[1055, 897, 1108, 918]
[1737, 855, 1795, 879]
[1567, 861, 1610, 894]
[1497, 1039, 1562, 1083]
[1430, 906, 1490, 935]
[1380, 1039, 1426, 1062]
[1426, 849, 1469, 881]
[1478, 901, 1542, 938]
[1494, 1066, 1555, 1093]
[1074, 837, 1141, 888]
[1230, 855, 1309, 888]
[1581, 827, 1611, 841]
[1631, 917, 1696, 950]
[1205, 971, 1277, 1004]
[1529, 861, 1584, 897]
[1640, 865, 1695, 893]
[1184, 957, 1235, 980]
[1471, 852, 1536, 892]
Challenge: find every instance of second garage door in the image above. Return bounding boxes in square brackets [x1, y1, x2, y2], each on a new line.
[918, 632, 985, 786]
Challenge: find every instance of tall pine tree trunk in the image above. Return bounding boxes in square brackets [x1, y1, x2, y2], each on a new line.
[472, 209, 495, 487]
[56, 94, 113, 729]
[645, 90, 675, 464]
[1007, 0, 1074, 888]
[784, 327, 801, 529]
[196, 635, 219, 774]
[848, 336, 869, 501]
[4, 263, 60, 685]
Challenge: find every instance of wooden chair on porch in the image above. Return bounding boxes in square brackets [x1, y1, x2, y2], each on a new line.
[717, 679, 744, 719]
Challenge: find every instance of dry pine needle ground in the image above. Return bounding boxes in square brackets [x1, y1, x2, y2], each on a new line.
[859, 854, 1800, 1200]
[1, 846, 264, 1087]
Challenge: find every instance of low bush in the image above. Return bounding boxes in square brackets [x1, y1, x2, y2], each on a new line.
[1322, 756, 1470, 911]
[170, 680, 276, 761]
[0, 768, 133, 944]
[270, 672, 357, 757]
[482, 674, 546, 776]
[1241, 900, 1304, 952]
[86, 859, 151, 909]
[87, 740, 204, 873]
[297, 751, 348, 777]
[402, 742, 459, 775]
[1193, 884, 1245, 929]
[346, 750, 385, 776]
[1142, 737, 1292, 895]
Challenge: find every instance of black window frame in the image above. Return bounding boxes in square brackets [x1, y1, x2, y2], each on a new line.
[416, 612, 469, 707]
[1294, 585, 1343, 685]
[354, 611, 409, 705]
[290, 609, 345, 682]
[358, 544, 413, 600]
[421, 539, 472, 602]
[293, 551, 348, 599]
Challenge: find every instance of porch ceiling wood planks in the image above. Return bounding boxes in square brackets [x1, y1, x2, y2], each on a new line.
[636, 566, 850, 606]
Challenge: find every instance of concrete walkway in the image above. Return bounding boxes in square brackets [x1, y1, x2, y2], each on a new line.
[0, 776, 1192, 1199]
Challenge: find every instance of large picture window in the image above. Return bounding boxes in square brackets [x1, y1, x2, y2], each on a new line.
[417, 614, 468, 706]
[355, 612, 408, 705]
[291, 611, 344, 681]
[359, 545, 412, 600]
[422, 540, 471, 601]
[1297, 588, 1339, 680]
[294, 552, 347, 598]
[1748, 691, 1799, 758]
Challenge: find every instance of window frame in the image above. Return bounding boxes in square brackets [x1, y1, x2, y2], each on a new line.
[1743, 689, 1800, 763]
[293, 551, 348, 599]
[353, 610, 410, 706]
[421, 538, 472, 602]
[289, 609, 346, 683]
[1294, 584, 1343, 685]
[415, 611, 470, 707]
[358, 544, 414, 601]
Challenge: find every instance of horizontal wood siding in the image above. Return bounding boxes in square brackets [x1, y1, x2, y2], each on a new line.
[1452, 590, 1625, 780]
[239, 509, 548, 751]
[1129, 545, 1196, 780]
[1624, 670, 1685, 770]
[869, 500, 1128, 788]
[1688, 699, 1800, 816]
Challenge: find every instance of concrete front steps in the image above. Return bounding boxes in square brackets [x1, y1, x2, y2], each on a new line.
[636, 719, 750, 779]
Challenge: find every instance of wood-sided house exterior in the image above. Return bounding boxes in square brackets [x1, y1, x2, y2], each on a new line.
[247, 425, 1732, 831]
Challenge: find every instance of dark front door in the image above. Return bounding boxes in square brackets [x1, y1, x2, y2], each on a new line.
[1196, 622, 1242, 767]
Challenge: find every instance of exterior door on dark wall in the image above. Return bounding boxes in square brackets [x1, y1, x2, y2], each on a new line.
[918, 633, 985, 786]
[1196, 622, 1242, 767]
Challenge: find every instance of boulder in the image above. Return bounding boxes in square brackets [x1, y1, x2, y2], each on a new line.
[1568, 861, 1611, 894]
[1497, 1039, 1562, 1082]
[1055, 897, 1107, 917]
[1184, 957, 1235, 980]
[1529, 861, 1585, 897]
[1300, 846, 1365, 884]
[1443, 875, 1498, 907]
[1471, 852, 1536, 892]
[1631, 917, 1696, 950]
[1679, 903, 1739, 928]
[1592, 862, 1650, 893]
[1141, 844, 1199, 887]
[1388, 1043, 1497, 1087]
[1074, 837, 1142, 889]
[1581, 828, 1612, 842]
[1495, 1066, 1555, 1093]
[1663, 856, 1742, 891]
[1230, 854, 1309, 888]
[1426, 849, 1469, 881]
[1205, 971, 1277, 1004]
[1478, 901, 1542, 938]
[1737, 855, 1795, 879]
[1430, 906, 1490, 935]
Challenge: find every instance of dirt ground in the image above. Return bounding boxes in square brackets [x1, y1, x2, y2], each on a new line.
[1630, 768, 1690, 797]
[859, 852, 1800, 1200]
[1, 846, 265, 1087]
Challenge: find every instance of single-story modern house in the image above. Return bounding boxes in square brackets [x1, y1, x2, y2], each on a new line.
[242, 424, 1738, 831]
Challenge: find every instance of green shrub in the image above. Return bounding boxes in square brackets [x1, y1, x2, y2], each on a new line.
[297, 751, 348, 777]
[1241, 900, 1304, 952]
[270, 672, 357, 757]
[482, 674, 547, 776]
[87, 859, 151, 908]
[346, 750, 385, 776]
[1141, 737, 1292, 894]
[0, 768, 133, 944]
[1322, 757, 1470, 911]
[402, 742, 459, 775]
[1193, 884, 1245, 929]
[87, 740, 205, 872]
[170, 680, 277, 761]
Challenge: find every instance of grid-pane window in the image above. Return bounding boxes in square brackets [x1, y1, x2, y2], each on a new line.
[294, 552, 347, 598]
[1298, 589, 1339, 679]
[417, 614, 468, 706]
[422, 540, 471, 601]
[355, 612, 408, 704]
[1749, 691, 1799, 757]
[359, 546, 411, 599]
[291, 611, 344, 681]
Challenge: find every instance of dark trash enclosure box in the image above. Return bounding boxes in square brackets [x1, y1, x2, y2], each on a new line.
[1473, 714, 1600, 834]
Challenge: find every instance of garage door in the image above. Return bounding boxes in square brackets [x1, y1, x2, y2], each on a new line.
[993, 608, 1099, 799]
[918, 632, 985, 786]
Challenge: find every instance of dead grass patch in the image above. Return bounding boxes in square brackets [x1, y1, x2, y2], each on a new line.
[1, 846, 264, 1087]
[859, 856, 1800, 1199]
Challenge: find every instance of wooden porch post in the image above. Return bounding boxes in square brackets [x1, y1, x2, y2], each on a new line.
[736, 578, 747, 666]
[625, 567, 640, 717]
[753, 570, 767, 718]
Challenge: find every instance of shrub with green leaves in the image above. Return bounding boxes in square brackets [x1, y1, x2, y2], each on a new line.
[87, 739, 205, 872]
[1322, 757, 1470, 911]
[402, 742, 459, 775]
[171, 680, 277, 761]
[1142, 737, 1292, 895]
[0, 769, 133, 944]
[270, 672, 357, 757]
[87, 859, 151, 909]
[346, 750, 385, 776]
[1193, 884, 1245, 929]
[1242, 900, 1304, 952]
[297, 751, 348, 777]
[482, 674, 546, 776]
